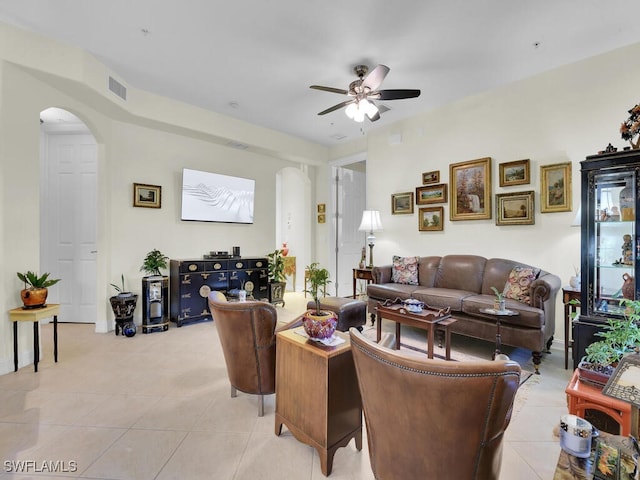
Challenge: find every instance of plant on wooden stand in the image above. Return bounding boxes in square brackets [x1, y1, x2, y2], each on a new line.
[17, 271, 61, 309]
[303, 262, 337, 340]
[109, 274, 138, 337]
[140, 248, 169, 277]
[267, 249, 286, 306]
[490, 286, 506, 311]
[578, 299, 640, 386]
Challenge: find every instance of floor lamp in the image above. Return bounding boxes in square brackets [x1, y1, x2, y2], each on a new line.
[358, 210, 383, 269]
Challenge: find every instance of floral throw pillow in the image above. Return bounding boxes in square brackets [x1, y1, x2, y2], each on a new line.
[503, 266, 540, 303]
[392, 256, 419, 285]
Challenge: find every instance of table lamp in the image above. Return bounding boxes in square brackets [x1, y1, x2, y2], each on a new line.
[358, 210, 383, 269]
[602, 352, 640, 438]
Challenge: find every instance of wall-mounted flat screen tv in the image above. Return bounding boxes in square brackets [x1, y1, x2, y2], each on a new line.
[181, 168, 255, 224]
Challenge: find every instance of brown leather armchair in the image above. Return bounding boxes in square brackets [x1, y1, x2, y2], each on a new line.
[349, 328, 521, 480]
[208, 291, 298, 416]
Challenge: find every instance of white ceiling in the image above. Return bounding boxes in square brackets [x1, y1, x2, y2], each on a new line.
[3, 1, 640, 147]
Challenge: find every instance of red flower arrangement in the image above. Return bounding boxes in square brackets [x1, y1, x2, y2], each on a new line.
[620, 103, 640, 149]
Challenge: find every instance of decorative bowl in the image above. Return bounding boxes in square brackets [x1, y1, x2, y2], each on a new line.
[303, 310, 338, 340]
[403, 298, 424, 313]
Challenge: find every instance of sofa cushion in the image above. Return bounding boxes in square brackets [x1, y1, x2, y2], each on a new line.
[392, 256, 420, 285]
[503, 266, 540, 303]
[461, 294, 544, 329]
[412, 288, 476, 312]
[368, 282, 420, 302]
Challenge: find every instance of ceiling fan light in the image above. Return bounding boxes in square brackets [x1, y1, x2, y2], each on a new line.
[363, 100, 378, 117]
[354, 109, 365, 122]
[345, 103, 357, 119]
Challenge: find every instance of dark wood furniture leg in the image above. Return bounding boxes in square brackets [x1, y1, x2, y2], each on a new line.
[13, 321, 18, 372]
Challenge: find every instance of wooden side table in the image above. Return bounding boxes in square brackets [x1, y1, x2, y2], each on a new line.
[9, 304, 60, 372]
[565, 368, 632, 435]
[563, 287, 580, 370]
[275, 328, 362, 476]
[283, 256, 296, 291]
[352, 268, 374, 299]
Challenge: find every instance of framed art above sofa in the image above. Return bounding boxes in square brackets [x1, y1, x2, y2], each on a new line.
[449, 157, 492, 221]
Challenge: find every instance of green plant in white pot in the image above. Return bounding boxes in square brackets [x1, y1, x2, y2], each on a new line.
[302, 262, 337, 340]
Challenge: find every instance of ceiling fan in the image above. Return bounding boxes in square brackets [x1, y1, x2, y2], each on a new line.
[310, 64, 420, 122]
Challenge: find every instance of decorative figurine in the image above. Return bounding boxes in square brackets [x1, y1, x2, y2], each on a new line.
[622, 234, 633, 265]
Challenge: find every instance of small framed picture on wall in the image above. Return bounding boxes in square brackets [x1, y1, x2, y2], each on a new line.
[133, 183, 162, 208]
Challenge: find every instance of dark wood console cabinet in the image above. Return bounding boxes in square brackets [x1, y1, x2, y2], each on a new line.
[170, 257, 269, 326]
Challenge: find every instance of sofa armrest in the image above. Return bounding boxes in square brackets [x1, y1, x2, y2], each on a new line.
[372, 265, 393, 284]
[529, 272, 562, 309]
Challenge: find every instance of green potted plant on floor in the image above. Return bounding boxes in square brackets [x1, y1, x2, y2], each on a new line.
[302, 262, 336, 340]
[17, 271, 61, 309]
[578, 299, 640, 386]
[267, 249, 286, 306]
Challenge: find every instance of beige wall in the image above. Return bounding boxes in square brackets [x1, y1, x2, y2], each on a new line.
[3, 20, 640, 372]
[0, 23, 322, 373]
[330, 41, 640, 355]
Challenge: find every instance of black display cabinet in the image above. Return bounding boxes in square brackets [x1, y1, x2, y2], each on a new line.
[141, 276, 169, 333]
[574, 149, 640, 366]
[169, 257, 269, 327]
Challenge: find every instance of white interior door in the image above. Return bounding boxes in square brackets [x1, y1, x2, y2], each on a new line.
[332, 164, 366, 297]
[41, 131, 97, 323]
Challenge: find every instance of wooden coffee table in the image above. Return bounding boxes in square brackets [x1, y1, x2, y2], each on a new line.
[375, 300, 453, 358]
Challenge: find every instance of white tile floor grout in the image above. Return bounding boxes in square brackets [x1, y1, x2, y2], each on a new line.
[0, 292, 571, 479]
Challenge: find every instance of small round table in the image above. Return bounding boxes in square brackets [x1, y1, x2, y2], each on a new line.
[479, 308, 519, 359]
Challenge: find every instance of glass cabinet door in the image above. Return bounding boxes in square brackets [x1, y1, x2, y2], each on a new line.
[588, 169, 636, 317]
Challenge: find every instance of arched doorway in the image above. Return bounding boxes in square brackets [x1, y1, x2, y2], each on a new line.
[40, 107, 98, 325]
[276, 166, 311, 292]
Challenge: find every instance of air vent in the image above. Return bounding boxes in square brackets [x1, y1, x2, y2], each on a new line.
[108, 76, 127, 100]
[226, 141, 249, 150]
[330, 133, 347, 140]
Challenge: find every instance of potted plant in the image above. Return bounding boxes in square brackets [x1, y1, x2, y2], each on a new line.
[302, 262, 337, 340]
[140, 249, 169, 277]
[17, 271, 61, 309]
[109, 274, 138, 337]
[267, 249, 286, 306]
[578, 299, 640, 386]
[490, 286, 506, 311]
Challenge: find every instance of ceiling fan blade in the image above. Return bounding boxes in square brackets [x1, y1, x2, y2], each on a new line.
[318, 99, 355, 115]
[367, 110, 381, 122]
[362, 64, 390, 91]
[375, 89, 421, 100]
[310, 85, 349, 95]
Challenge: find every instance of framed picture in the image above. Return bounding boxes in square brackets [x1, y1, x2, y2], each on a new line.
[317, 214, 326, 224]
[422, 170, 440, 184]
[495, 191, 535, 226]
[449, 157, 492, 221]
[499, 159, 530, 187]
[391, 192, 414, 214]
[540, 162, 572, 213]
[418, 207, 444, 231]
[317, 203, 326, 213]
[133, 183, 161, 208]
[416, 184, 447, 205]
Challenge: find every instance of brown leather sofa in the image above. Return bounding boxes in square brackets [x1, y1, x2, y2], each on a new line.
[367, 255, 561, 373]
[349, 327, 521, 480]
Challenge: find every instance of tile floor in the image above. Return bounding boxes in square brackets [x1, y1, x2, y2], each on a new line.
[0, 292, 572, 479]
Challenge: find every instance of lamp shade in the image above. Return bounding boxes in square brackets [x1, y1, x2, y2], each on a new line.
[359, 210, 383, 233]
